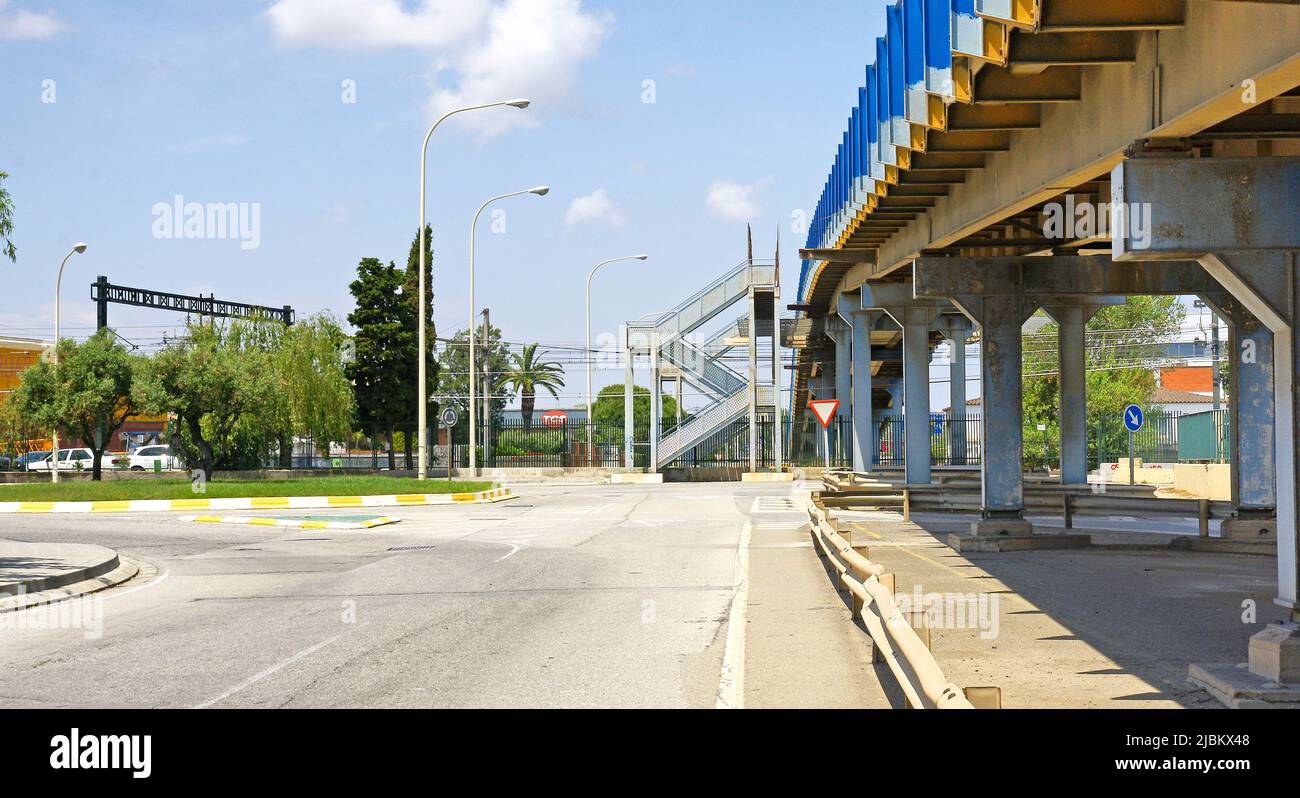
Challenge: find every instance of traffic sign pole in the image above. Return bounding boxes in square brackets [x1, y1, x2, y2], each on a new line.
[808, 399, 841, 472]
[1128, 429, 1135, 486]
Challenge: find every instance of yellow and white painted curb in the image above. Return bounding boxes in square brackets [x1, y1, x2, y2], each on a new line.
[0, 487, 515, 515]
[182, 515, 400, 530]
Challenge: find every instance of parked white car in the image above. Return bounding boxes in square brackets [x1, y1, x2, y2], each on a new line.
[128, 444, 181, 471]
[25, 448, 95, 472]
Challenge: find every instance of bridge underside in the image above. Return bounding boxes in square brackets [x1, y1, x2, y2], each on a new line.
[792, 0, 1300, 697]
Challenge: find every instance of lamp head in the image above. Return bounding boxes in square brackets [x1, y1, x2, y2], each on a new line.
[507, 99, 531, 109]
[529, 186, 550, 196]
[72, 243, 87, 254]
[634, 254, 648, 261]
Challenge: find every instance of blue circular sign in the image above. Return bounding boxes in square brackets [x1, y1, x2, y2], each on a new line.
[1123, 404, 1144, 433]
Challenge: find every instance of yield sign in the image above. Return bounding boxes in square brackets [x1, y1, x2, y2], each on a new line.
[808, 399, 840, 429]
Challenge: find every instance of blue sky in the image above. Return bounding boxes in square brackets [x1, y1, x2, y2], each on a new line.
[1, 0, 888, 409]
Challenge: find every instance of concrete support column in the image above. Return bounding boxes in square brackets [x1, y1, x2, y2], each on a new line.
[833, 320, 852, 420]
[1043, 304, 1101, 486]
[806, 374, 826, 460]
[848, 310, 877, 472]
[901, 316, 934, 485]
[1228, 307, 1277, 519]
[1197, 251, 1300, 686]
[966, 296, 1034, 535]
[933, 315, 973, 466]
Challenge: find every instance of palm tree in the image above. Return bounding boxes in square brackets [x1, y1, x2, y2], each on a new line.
[504, 344, 565, 429]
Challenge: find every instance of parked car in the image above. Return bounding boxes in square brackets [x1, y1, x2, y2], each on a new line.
[128, 444, 181, 471]
[26, 448, 95, 472]
[15, 450, 51, 471]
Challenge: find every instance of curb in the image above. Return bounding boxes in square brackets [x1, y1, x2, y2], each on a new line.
[0, 557, 141, 614]
[0, 487, 516, 515]
[182, 515, 400, 530]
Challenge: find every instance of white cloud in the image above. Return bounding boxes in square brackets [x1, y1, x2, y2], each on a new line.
[264, 0, 491, 49]
[706, 178, 773, 223]
[266, 0, 611, 139]
[564, 188, 624, 227]
[0, 1, 69, 40]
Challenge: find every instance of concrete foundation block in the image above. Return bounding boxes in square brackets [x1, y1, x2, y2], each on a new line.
[1168, 537, 1276, 556]
[1248, 622, 1300, 683]
[1189, 662, 1300, 709]
[610, 473, 664, 484]
[1220, 518, 1278, 541]
[969, 517, 1035, 537]
[948, 532, 1091, 553]
[741, 472, 795, 482]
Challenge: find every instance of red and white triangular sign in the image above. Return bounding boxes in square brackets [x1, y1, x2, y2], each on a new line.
[808, 399, 840, 429]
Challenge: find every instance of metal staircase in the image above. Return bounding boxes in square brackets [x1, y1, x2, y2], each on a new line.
[660, 337, 745, 400]
[622, 258, 781, 470]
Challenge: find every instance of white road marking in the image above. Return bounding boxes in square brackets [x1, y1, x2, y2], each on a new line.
[195, 632, 344, 709]
[716, 522, 751, 710]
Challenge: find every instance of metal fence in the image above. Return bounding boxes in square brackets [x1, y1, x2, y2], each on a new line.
[791, 415, 982, 468]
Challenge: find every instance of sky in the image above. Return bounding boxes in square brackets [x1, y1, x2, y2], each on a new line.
[1, 0, 890, 412]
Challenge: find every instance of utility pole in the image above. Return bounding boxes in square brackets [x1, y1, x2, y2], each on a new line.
[1211, 308, 1221, 412]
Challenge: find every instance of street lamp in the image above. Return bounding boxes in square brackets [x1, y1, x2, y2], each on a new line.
[586, 255, 649, 458]
[51, 242, 88, 484]
[467, 186, 550, 474]
[417, 98, 530, 481]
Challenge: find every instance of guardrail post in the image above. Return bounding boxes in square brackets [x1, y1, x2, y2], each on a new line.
[912, 613, 932, 652]
[902, 488, 911, 521]
[1199, 498, 1210, 538]
[1063, 492, 1073, 530]
[963, 686, 1002, 709]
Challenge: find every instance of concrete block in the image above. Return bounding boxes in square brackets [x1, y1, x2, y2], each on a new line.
[949, 532, 1091, 553]
[610, 473, 664, 484]
[1168, 537, 1276, 556]
[1249, 623, 1300, 683]
[741, 472, 795, 482]
[1189, 662, 1300, 709]
[969, 517, 1035, 537]
[1220, 518, 1277, 541]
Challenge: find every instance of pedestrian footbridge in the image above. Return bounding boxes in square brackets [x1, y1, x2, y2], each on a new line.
[791, 0, 1300, 699]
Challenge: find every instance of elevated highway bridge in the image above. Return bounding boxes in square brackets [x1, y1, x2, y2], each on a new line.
[790, 0, 1300, 698]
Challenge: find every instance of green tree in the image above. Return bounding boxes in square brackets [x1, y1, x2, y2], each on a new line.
[1021, 296, 1186, 469]
[0, 396, 48, 462]
[437, 323, 510, 444]
[592, 384, 680, 442]
[273, 313, 355, 459]
[503, 344, 565, 429]
[14, 330, 142, 480]
[0, 170, 15, 262]
[133, 320, 281, 481]
[402, 225, 438, 463]
[347, 257, 414, 469]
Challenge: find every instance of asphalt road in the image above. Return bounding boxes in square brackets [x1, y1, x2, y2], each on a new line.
[0, 482, 793, 708]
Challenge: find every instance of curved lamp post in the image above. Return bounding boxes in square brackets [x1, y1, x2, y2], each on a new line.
[585, 255, 648, 462]
[467, 186, 549, 473]
[417, 98, 530, 480]
[51, 242, 88, 484]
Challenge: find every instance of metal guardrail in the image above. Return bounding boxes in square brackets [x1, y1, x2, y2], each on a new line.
[820, 471, 1230, 537]
[806, 497, 993, 710]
